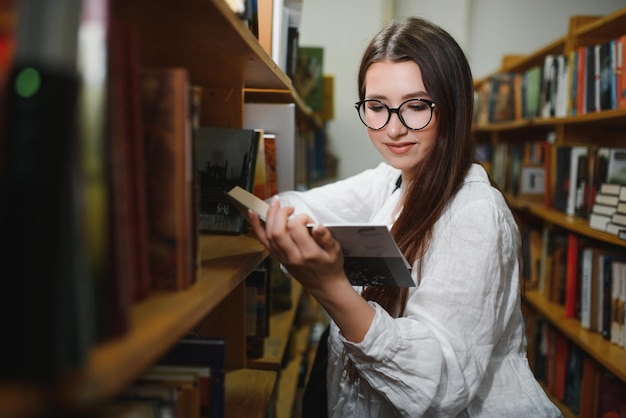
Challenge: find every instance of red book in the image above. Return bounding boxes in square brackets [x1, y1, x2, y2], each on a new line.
[564, 233, 580, 318]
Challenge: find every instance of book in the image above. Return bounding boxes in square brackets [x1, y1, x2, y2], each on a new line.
[579, 356, 600, 418]
[617, 34, 626, 109]
[595, 192, 620, 207]
[136, 367, 202, 418]
[252, 129, 268, 200]
[245, 268, 268, 359]
[0, 0, 94, 379]
[610, 260, 625, 347]
[195, 126, 259, 234]
[158, 337, 226, 418]
[227, 186, 415, 287]
[607, 148, 626, 185]
[596, 369, 626, 418]
[590, 213, 612, 232]
[563, 233, 581, 318]
[244, 103, 296, 193]
[140, 67, 195, 290]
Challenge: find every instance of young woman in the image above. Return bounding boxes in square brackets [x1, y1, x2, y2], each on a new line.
[248, 17, 562, 418]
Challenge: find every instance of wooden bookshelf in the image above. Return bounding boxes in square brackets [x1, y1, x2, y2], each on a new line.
[1, 0, 315, 415]
[475, 7, 626, 417]
[525, 290, 626, 383]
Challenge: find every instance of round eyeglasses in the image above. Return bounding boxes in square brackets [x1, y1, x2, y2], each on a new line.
[354, 98, 436, 130]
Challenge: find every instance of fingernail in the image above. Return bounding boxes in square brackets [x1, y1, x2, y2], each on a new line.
[271, 196, 280, 207]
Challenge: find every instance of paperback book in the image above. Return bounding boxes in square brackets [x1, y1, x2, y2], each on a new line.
[227, 186, 415, 287]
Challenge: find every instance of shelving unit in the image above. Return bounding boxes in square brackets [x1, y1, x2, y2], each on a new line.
[475, 7, 626, 417]
[0, 0, 317, 416]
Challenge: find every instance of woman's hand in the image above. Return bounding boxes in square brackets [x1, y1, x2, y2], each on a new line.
[247, 197, 376, 343]
[247, 197, 346, 294]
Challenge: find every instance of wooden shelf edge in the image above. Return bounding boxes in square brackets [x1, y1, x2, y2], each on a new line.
[473, 107, 626, 133]
[57, 234, 268, 408]
[524, 290, 626, 383]
[226, 369, 277, 418]
[507, 197, 626, 248]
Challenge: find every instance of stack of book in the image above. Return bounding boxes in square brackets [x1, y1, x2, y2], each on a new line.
[589, 183, 626, 238]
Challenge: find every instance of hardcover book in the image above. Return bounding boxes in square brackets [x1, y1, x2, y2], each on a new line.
[140, 67, 195, 291]
[227, 186, 415, 287]
[195, 127, 259, 234]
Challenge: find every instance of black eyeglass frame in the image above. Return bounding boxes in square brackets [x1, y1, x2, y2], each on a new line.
[354, 98, 436, 131]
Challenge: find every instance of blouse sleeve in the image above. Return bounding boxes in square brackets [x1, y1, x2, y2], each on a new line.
[276, 162, 401, 224]
[334, 189, 523, 416]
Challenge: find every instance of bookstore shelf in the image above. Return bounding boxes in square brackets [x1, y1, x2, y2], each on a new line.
[525, 290, 626, 383]
[2, 0, 316, 416]
[475, 7, 626, 415]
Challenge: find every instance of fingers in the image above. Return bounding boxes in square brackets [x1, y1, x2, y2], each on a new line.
[247, 210, 269, 248]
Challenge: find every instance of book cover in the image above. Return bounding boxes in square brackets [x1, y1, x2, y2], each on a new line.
[227, 186, 415, 287]
[140, 67, 195, 290]
[195, 126, 259, 234]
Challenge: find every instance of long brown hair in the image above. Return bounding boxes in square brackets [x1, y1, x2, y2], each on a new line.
[347, 17, 476, 380]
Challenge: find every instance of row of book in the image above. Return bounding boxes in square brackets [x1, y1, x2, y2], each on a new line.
[486, 139, 626, 225]
[589, 182, 626, 237]
[474, 33, 626, 124]
[525, 313, 626, 417]
[106, 336, 226, 418]
[522, 225, 626, 348]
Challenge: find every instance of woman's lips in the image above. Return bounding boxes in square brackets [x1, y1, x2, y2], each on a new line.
[385, 142, 415, 154]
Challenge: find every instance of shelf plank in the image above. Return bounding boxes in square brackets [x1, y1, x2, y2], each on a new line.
[113, 0, 292, 90]
[226, 369, 277, 418]
[524, 290, 626, 383]
[248, 280, 303, 371]
[507, 196, 626, 248]
[57, 234, 267, 408]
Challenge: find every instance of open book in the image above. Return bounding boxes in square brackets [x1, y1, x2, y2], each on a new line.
[227, 186, 414, 287]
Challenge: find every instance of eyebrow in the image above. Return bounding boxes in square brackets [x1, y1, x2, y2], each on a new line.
[365, 91, 431, 101]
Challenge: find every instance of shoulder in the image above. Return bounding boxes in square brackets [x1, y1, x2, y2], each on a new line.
[445, 164, 518, 237]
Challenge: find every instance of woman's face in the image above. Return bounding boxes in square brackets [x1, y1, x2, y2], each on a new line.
[362, 60, 438, 180]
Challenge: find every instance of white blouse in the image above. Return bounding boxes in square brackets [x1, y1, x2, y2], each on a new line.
[278, 163, 562, 418]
